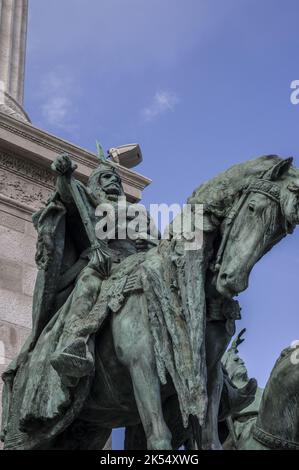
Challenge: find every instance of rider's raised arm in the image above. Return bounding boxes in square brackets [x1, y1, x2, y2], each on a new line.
[51, 154, 77, 210]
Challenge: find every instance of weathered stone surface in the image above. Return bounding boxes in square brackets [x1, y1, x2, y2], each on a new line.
[0, 210, 25, 233]
[0, 320, 30, 360]
[0, 258, 22, 293]
[22, 264, 37, 297]
[0, 167, 52, 211]
[0, 288, 32, 329]
[0, 224, 36, 267]
[0, 150, 55, 190]
[24, 220, 37, 239]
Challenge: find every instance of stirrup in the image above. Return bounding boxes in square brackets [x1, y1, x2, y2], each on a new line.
[51, 339, 94, 379]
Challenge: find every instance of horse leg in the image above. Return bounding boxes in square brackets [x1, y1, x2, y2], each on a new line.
[129, 363, 172, 450]
[125, 394, 191, 450]
[125, 424, 146, 450]
[202, 320, 231, 450]
[112, 294, 172, 450]
[202, 360, 223, 449]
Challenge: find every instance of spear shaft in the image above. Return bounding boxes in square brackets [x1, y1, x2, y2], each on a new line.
[66, 168, 111, 278]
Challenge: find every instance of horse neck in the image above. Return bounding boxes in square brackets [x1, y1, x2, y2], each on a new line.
[187, 156, 281, 219]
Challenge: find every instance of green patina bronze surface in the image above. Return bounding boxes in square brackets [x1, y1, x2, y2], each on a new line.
[222, 330, 299, 450]
[1, 154, 299, 450]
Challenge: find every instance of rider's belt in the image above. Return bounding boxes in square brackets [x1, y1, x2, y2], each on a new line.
[123, 273, 143, 295]
[108, 273, 143, 313]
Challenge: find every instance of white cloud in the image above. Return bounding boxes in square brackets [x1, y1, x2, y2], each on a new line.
[142, 91, 179, 121]
[39, 71, 78, 133]
[42, 96, 72, 127]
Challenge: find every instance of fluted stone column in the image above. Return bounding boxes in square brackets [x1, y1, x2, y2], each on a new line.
[0, 0, 30, 122]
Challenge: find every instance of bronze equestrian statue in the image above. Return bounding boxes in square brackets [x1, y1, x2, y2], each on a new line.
[1, 154, 299, 450]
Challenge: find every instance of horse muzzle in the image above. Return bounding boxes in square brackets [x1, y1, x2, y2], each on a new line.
[216, 270, 248, 299]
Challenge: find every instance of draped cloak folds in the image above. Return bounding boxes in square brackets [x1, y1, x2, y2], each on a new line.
[1, 185, 103, 450]
[140, 218, 216, 429]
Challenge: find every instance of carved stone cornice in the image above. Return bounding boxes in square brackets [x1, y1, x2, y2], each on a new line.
[0, 92, 30, 123]
[0, 150, 55, 189]
[0, 148, 54, 212]
[0, 112, 151, 202]
[0, 114, 99, 170]
[0, 193, 36, 218]
[0, 169, 52, 212]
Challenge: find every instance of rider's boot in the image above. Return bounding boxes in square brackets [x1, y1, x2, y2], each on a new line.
[51, 338, 94, 384]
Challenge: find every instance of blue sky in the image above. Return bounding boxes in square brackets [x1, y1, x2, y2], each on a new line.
[25, 0, 299, 448]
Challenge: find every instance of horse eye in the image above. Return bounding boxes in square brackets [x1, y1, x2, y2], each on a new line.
[248, 203, 255, 212]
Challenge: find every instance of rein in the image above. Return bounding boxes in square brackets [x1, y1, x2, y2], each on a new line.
[253, 424, 299, 450]
[213, 178, 283, 272]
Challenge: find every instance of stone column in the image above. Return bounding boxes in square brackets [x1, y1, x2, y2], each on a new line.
[0, 0, 30, 122]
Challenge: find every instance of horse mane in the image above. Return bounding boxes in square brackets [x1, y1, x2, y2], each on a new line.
[256, 343, 299, 446]
[187, 155, 282, 220]
[272, 344, 298, 368]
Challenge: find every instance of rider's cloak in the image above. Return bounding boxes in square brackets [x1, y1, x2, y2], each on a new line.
[1, 185, 104, 450]
[140, 223, 216, 429]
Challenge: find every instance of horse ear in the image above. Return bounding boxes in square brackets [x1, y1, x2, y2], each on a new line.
[263, 157, 293, 181]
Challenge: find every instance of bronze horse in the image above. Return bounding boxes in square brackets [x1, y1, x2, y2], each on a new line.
[3, 155, 299, 450]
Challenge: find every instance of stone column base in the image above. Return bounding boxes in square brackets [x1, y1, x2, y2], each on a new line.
[0, 93, 30, 123]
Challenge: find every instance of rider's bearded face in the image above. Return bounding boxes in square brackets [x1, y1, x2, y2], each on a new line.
[99, 172, 122, 196]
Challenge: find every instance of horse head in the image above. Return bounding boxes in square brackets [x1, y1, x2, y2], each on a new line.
[216, 157, 299, 298]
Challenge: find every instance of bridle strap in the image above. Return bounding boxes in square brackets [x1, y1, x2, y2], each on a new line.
[253, 424, 299, 450]
[244, 179, 280, 204]
[214, 179, 282, 272]
[214, 192, 248, 271]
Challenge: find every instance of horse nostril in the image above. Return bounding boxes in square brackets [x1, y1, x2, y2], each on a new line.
[220, 273, 228, 283]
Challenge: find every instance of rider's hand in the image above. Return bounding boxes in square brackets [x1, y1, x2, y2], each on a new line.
[135, 238, 149, 252]
[51, 154, 77, 176]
